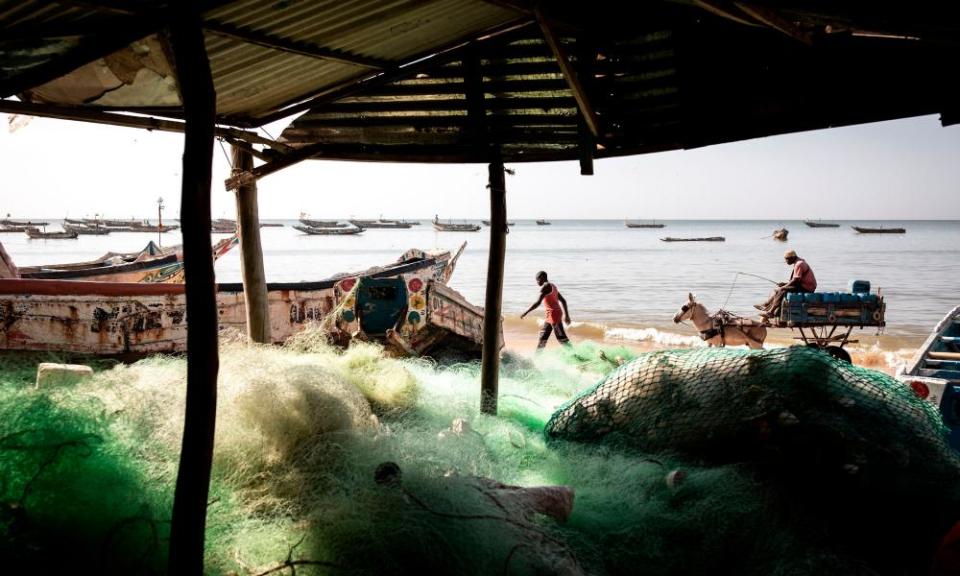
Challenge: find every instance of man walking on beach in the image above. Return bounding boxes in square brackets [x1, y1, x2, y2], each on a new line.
[755, 249, 817, 319]
[521, 271, 572, 349]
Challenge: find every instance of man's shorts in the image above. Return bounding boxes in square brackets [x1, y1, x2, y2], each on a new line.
[538, 321, 570, 348]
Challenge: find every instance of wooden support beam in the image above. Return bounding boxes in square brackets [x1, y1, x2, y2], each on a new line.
[0, 99, 286, 150]
[167, 7, 219, 575]
[534, 6, 601, 139]
[224, 140, 329, 190]
[575, 37, 596, 175]
[480, 152, 507, 414]
[231, 145, 271, 344]
[734, 2, 813, 45]
[204, 20, 390, 70]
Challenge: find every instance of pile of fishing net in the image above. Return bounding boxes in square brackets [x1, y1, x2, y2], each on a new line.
[1, 338, 957, 575]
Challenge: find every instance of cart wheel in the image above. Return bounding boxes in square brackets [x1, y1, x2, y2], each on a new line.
[824, 346, 852, 363]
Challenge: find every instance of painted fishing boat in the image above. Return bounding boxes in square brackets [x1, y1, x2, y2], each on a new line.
[536, 219, 551, 225]
[897, 305, 960, 450]
[852, 226, 906, 234]
[294, 224, 364, 235]
[349, 219, 412, 229]
[433, 219, 480, 232]
[773, 228, 789, 241]
[804, 220, 840, 228]
[660, 236, 725, 242]
[0, 243, 493, 358]
[63, 223, 111, 235]
[14, 235, 237, 282]
[625, 219, 665, 228]
[26, 228, 79, 239]
[300, 217, 346, 228]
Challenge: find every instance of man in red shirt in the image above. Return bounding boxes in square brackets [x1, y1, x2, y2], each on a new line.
[755, 249, 817, 319]
[521, 271, 572, 349]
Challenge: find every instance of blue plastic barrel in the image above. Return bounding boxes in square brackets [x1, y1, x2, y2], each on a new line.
[804, 293, 821, 303]
[849, 280, 871, 293]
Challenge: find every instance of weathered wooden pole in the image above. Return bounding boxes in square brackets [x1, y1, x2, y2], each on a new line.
[480, 151, 507, 414]
[231, 145, 270, 343]
[168, 9, 219, 576]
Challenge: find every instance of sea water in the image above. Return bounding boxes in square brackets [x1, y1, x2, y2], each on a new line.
[4, 219, 958, 347]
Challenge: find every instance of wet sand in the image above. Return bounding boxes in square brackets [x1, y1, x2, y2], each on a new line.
[502, 315, 919, 376]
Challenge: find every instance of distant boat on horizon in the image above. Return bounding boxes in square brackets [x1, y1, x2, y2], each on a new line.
[852, 225, 906, 234]
[625, 218, 665, 228]
[660, 236, 725, 242]
[536, 219, 551, 226]
[481, 220, 515, 226]
[804, 220, 840, 228]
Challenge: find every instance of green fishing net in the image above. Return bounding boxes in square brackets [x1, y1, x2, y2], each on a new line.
[0, 341, 957, 575]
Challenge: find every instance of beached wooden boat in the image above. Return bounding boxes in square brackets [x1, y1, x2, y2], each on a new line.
[852, 226, 906, 234]
[0, 243, 492, 358]
[349, 219, 412, 229]
[26, 228, 78, 239]
[63, 223, 111, 235]
[773, 228, 788, 241]
[433, 220, 480, 232]
[300, 217, 346, 228]
[660, 236, 725, 242]
[14, 236, 237, 282]
[625, 219, 665, 228]
[897, 305, 960, 420]
[804, 220, 840, 228]
[536, 219, 551, 225]
[294, 224, 364, 235]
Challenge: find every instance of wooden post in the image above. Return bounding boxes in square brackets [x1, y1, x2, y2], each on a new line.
[480, 152, 507, 414]
[168, 9, 219, 576]
[231, 145, 270, 343]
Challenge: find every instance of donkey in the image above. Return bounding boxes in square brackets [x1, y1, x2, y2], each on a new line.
[673, 293, 767, 349]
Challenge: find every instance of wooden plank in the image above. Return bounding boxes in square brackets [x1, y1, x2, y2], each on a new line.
[930, 351, 960, 361]
[231, 145, 270, 344]
[167, 7, 219, 574]
[480, 152, 507, 414]
[734, 2, 813, 45]
[0, 99, 286, 149]
[535, 7, 600, 138]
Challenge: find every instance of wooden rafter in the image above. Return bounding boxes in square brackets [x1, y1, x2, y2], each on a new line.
[0, 99, 288, 150]
[248, 19, 535, 126]
[734, 2, 813, 45]
[203, 20, 390, 70]
[534, 6, 600, 139]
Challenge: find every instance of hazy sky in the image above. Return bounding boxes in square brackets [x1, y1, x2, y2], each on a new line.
[2, 112, 958, 220]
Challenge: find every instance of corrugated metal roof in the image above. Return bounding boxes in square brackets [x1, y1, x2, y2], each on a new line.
[1, 0, 526, 123]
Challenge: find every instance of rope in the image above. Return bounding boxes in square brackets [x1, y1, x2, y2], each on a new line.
[217, 137, 233, 169]
[722, 272, 740, 309]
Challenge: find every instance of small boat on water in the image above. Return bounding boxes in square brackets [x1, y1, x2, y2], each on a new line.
[0, 243, 494, 359]
[536, 219, 551, 225]
[1, 218, 48, 226]
[852, 226, 906, 234]
[897, 305, 960, 449]
[294, 224, 364, 235]
[26, 228, 79, 239]
[660, 236, 725, 242]
[63, 223, 111, 235]
[0, 225, 38, 233]
[71, 217, 179, 233]
[773, 228, 789, 241]
[625, 219, 665, 228]
[433, 218, 480, 232]
[300, 217, 346, 228]
[804, 220, 840, 228]
[349, 219, 412, 229]
[481, 220, 515, 226]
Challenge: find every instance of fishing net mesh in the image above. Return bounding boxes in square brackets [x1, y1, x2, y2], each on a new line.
[0, 340, 958, 575]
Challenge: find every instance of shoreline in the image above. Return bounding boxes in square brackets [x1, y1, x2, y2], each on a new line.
[502, 315, 919, 375]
